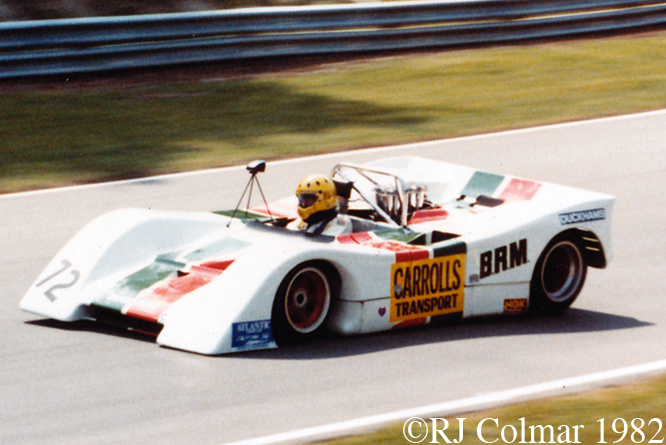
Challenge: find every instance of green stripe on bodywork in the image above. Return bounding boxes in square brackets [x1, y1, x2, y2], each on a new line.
[92, 257, 185, 311]
[214, 209, 274, 223]
[374, 228, 425, 245]
[460, 171, 504, 198]
[433, 241, 467, 257]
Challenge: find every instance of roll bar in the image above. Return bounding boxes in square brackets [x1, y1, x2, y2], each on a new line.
[332, 163, 410, 228]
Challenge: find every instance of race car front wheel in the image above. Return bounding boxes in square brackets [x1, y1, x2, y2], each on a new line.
[272, 261, 338, 345]
[530, 236, 587, 314]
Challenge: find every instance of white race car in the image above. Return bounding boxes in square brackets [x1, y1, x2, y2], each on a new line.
[20, 157, 613, 355]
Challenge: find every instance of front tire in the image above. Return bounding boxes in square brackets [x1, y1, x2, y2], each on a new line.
[530, 237, 587, 314]
[271, 262, 336, 345]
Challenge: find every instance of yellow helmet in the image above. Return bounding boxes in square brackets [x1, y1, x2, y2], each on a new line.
[296, 174, 338, 221]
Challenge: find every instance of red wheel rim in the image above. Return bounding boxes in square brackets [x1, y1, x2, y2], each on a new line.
[284, 267, 331, 333]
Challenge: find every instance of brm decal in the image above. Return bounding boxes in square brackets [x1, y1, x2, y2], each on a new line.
[480, 239, 527, 279]
[390, 254, 465, 322]
[231, 320, 274, 349]
[559, 208, 606, 225]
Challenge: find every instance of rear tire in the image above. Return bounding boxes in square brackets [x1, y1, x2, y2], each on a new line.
[530, 236, 587, 314]
[271, 262, 336, 345]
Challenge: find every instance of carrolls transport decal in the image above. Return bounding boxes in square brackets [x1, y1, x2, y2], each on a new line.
[559, 208, 606, 225]
[390, 253, 465, 322]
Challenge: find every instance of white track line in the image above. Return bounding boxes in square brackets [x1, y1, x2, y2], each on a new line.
[223, 359, 666, 445]
[3, 109, 665, 201]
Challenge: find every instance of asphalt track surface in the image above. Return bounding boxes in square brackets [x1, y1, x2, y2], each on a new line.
[2, 110, 665, 445]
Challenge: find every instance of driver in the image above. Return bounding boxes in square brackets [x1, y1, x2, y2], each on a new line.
[293, 174, 352, 236]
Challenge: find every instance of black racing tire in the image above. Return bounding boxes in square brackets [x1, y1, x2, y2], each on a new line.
[271, 261, 337, 345]
[530, 235, 587, 315]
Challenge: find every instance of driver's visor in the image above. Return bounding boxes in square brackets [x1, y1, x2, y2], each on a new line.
[297, 193, 318, 208]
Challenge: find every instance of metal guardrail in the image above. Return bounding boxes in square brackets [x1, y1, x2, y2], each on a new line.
[1, 0, 665, 79]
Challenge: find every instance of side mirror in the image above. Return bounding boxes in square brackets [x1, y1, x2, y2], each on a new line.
[247, 160, 266, 175]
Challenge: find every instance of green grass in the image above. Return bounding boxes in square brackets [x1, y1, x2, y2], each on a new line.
[317, 374, 666, 445]
[2, 32, 666, 193]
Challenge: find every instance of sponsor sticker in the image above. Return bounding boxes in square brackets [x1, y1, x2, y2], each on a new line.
[503, 298, 528, 314]
[480, 239, 528, 279]
[390, 254, 465, 322]
[231, 320, 274, 349]
[559, 208, 606, 225]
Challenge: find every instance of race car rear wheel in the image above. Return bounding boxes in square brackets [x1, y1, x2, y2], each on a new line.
[530, 236, 587, 314]
[272, 262, 337, 345]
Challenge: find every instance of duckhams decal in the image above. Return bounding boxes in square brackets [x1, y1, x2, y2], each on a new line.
[390, 253, 465, 322]
[480, 239, 527, 279]
[559, 208, 606, 225]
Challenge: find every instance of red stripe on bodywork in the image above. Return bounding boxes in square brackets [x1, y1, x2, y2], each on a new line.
[336, 232, 429, 262]
[336, 232, 373, 245]
[409, 208, 449, 224]
[198, 260, 234, 272]
[399, 247, 430, 262]
[498, 178, 541, 202]
[392, 317, 427, 329]
[250, 200, 299, 220]
[125, 261, 233, 323]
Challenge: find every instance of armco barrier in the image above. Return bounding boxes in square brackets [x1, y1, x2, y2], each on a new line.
[1, 0, 666, 79]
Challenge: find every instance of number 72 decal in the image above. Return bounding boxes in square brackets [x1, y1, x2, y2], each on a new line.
[35, 259, 80, 302]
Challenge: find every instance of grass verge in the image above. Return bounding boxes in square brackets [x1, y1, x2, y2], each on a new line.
[317, 373, 666, 445]
[2, 32, 666, 194]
